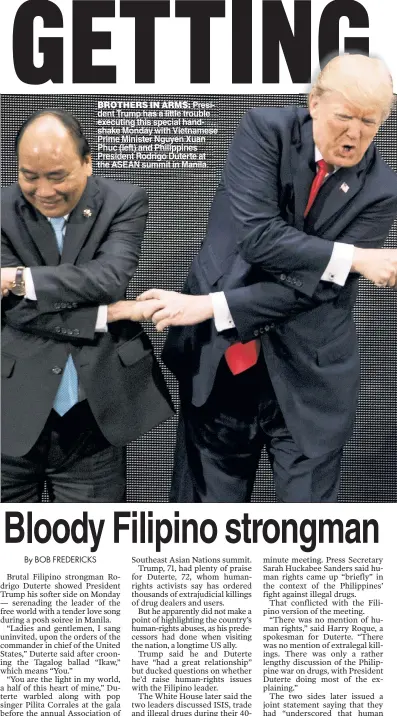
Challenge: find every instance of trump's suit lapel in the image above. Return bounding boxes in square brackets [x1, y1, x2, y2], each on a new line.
[310, 157, 369, 234]
[290, 115, 316, 230]
[62, 178, 103, 264]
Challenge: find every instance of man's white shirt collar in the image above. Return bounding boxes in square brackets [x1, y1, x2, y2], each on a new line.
[314, 146, 338, 173]
[47, 214, 69, 222]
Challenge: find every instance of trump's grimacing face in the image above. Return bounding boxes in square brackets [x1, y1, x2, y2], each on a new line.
[17, 115, 92, 218]
[308, 54, 394, 169]
[309, 89, 382, 168]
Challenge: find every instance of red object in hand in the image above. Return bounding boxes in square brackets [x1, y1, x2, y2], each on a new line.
[304, 159, 332, 217]
[225, 339, 261, 375]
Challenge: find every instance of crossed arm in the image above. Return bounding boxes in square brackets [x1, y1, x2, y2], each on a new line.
[2, 179, 397, 337]
[1, 189, 148, 341]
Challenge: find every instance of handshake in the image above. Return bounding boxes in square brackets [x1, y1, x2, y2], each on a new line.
[108, 290, 214, 331]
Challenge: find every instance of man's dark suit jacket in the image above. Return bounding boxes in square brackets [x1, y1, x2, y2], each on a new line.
[163, 108, 397, 458]
[2, 176, 173, 457]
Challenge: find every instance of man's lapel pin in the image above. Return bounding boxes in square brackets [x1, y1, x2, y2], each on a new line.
[340, 183, 350, 193]
[83, 208, 93, 218]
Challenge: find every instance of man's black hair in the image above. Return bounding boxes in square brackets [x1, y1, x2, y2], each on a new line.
[15, 109, 91, 159]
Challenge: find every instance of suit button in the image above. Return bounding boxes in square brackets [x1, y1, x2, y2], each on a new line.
[280, 274, 286, 281]
[264, 325, 270, 332]
[66, 329, 74, 336]
[54, 302, 61, 309]
[51, 366, 62, 375]
[254, 329, 259, 337]
[270, 323, 276, 329]
[286, 277, 292, 283]
[72, 302, 78, 308]
[296, 280, 303, 287]
[55, 326, 62, 333]
[259, 327, 264, 334]
[72, 329, 80, 336]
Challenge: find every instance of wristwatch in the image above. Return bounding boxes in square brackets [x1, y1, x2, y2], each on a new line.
[11, 267, 26, 296]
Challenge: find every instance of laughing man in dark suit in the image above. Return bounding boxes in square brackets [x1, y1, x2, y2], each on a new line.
[1, 110, 173, 502]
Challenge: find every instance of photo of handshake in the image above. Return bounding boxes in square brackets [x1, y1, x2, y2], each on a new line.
[107, 289, 215, 331]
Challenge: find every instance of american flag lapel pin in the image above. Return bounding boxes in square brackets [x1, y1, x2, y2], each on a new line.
[340, 182, 350, 193]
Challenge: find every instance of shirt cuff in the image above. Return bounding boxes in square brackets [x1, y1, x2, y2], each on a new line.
[210, 292, 236, 332]
[321, 243, 355, 286]
[95, 305, 108, 332]
[24, 268, 37, 300]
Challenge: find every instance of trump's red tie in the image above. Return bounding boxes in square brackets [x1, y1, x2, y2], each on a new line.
[225, 337, 261, 375]
[225, 159, 332, 376]
[304, 159, 332, 217]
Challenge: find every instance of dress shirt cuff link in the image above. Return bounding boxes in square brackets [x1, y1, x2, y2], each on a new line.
[210, 292, 236, 332]
[95, 305, 108, 332]
[321, 243, 355, 286]
[24, 268, 37, 300]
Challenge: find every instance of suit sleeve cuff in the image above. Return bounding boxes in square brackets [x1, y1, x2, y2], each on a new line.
[95, 305, 108, 332]
[210, 291, 236, 332]
[24, 268, 37, 300]
[321, 243, 354, 286]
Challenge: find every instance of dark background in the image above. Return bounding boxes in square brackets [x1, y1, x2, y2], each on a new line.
[1, 94, 396, 502]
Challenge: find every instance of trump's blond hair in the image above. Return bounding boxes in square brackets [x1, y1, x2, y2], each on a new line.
[311, 54, 395, 122]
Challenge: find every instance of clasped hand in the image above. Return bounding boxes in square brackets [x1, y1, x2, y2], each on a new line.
[108, 290, 213, 330]
[352, 248, 397, 287]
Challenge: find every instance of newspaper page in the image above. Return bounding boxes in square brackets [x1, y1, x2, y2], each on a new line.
[1, 2, 396, 716]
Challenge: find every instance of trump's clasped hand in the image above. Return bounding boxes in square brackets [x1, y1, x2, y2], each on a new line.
[351, 247, 397, 287]
[138, 289, 214, 331]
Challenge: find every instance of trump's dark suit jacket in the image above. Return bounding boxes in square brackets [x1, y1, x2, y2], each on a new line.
[163, 108, 397, 458]
[2, 176, 173, 457]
